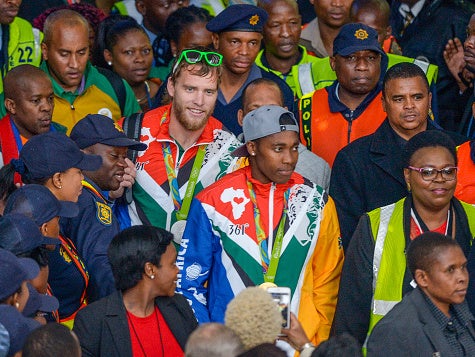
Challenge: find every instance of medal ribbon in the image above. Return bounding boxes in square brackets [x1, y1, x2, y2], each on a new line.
[247, 181, 289, 283]
[160, 111, 207, 220]
[81, 180, 107, 203]
[57, 235, 89, 303]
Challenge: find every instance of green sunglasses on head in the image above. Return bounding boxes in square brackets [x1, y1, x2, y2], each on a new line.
[172, 49, 223, 74]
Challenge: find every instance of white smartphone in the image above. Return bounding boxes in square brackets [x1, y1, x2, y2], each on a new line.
[267, 287, 291, 329]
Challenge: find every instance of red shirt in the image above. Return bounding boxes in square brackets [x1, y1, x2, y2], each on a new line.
[410, 217, 448, 239]
[127, 306, 183, 357]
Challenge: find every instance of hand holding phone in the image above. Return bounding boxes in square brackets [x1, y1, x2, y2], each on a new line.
[279, 313, 313, 352]
[267, 287, 291, 329]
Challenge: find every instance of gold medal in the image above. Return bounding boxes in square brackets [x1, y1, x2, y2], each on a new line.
[259, 282, 277, 290]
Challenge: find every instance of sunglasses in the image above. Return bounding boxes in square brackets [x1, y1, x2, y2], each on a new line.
[172, 49, 223, 74]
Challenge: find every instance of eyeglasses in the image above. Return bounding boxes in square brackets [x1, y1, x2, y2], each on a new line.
[407, 166, 458, 181]
[172, 49, 223, 74]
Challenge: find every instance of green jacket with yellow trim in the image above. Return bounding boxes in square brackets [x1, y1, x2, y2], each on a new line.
[40, 61, 140, 134]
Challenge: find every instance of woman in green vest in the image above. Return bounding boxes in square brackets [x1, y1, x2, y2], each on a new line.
[333, 130, 475, 348]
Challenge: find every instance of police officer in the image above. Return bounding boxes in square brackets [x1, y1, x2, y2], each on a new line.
[207, 4, 296, 136]
[64, 114, 147, 302]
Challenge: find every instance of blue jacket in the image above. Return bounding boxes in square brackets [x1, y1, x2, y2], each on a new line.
[60, 178, 117, 302]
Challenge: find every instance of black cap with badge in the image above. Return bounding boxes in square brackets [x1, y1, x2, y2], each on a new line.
[206, 4, 268, 33]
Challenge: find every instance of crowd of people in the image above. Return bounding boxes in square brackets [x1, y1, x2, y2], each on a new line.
[2, 0, 475, 356]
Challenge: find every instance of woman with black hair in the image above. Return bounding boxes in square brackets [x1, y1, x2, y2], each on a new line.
[334, 130, 475, 347]
[152, 5, 214, 107]
[101, 18, 161, 112]
[73, 225, 197, 357]
[0, 132, 102, 327]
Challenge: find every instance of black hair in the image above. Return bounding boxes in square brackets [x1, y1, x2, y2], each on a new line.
[0, 164, 17, 210]
[241, 78, 284, 109]
[165, 5, 213, 45]
[311, 333, 362, 357]
[382, 62, 429, 97]
[108, 225, 173, 291]
[403, 130, 457, 167]
[92, 14, 137, 68]
[104, 18, 147, 52]
[22, 323, 81, 357]
[17, 247, 49, 268]
[5, 160, 51, 186]
[407, 232, 461, 276]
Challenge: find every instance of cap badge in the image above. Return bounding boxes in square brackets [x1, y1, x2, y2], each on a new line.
[354, 29, 369, 40]
[113, 121, 125, 133]
[249, 14, 259, 25]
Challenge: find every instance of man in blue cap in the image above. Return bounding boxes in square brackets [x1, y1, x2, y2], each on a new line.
[207, 4, 296, 136]
[64, 114, 147, 302]
[298, 22, 388, 167]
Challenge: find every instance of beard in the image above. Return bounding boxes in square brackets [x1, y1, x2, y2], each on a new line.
[172, 100, 214, 131]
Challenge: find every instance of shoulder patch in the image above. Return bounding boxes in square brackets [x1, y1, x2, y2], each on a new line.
[96, 202, 112, 226]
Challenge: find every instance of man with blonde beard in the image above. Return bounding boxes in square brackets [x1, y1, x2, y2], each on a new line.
[128, 48, 242, 243]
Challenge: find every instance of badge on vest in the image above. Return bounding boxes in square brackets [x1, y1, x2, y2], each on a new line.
[96, 202, 112, 225]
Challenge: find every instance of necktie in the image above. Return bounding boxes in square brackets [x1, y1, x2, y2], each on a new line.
[401, 9, 414, 35]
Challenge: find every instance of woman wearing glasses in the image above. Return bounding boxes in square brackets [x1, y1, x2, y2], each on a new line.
[333, 130, 475, 347]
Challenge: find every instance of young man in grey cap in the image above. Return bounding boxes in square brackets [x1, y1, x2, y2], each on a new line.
[237, 78, 331, 191]
[177, 105, 343, 355]
[207, 4, 296, 136]
[62, 114, 147, 302]
[299, 22, 388, 167]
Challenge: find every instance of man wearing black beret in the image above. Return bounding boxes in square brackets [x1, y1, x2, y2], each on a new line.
[207, 4, 296, 136]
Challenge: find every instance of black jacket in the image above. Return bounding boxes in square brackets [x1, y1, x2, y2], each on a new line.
[390, 0, 472, 129]
[330, 118, 467, 251]
[73, 290, 198, 357]
[367, 288, 475, 357]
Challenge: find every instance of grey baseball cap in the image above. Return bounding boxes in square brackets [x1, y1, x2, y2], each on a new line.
[232, 105, 299, 157]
